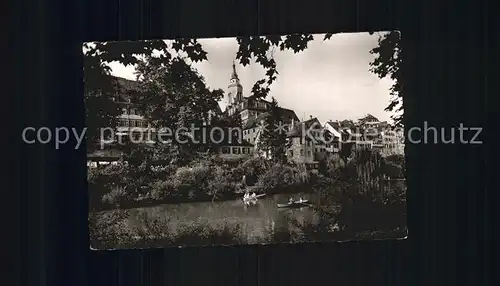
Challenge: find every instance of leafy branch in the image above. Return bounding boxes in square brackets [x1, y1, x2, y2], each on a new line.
[83, 32, 403, 149]
[368, 31, 403, 126]
[235, 34, 314, 98]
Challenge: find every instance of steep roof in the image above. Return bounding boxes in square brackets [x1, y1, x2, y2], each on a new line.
[358, 113, 380, 123]
[114, 76, 140, 91]
[325, 121, 341, 129]
[245, 95, 271, 103]
[339, 119, 356, 128]
[324, 121, 342, 138]
[230, 61, 239, 80]
[111, 76, 141, 103]
[287, 117, 322, 138]
[302, 117, 322, 129]
[243, 108, 299, 130]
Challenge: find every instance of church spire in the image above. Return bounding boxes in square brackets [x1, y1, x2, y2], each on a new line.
[231, 60, 239, 80]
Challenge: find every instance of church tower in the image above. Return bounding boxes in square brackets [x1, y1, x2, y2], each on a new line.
[227, 60, 243, 106]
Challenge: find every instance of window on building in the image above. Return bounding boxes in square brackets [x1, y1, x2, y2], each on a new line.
[300, 149, 304, 156]
[290, 150, 294, 156]
[308, 151, 311, 157]
[232, 147, 240, 154]
[132, 132, 142, 141]
[222, 147, 230, 154]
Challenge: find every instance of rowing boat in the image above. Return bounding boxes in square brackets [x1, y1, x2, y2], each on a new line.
[242, 193, 266, 201]
[276, 199, 310, 208]
[242, 193, 266, 206]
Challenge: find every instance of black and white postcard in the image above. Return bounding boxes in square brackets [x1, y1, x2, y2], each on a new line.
[85, 31, 407, 249]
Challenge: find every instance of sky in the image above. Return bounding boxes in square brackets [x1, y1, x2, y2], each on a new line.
[106, 32, 398, 125]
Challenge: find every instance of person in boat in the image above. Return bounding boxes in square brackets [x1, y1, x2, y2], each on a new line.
[289, 197, 294, 204]
[298, 197, 303, 203]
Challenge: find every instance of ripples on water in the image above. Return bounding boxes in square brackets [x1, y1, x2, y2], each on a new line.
[119, 192, 320, 244]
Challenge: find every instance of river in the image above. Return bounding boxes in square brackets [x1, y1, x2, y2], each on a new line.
[113, 192, 330, 245]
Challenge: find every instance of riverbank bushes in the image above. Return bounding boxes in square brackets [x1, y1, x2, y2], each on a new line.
[89, 210, 245, 249]
[89, 149, 407, 247]
[253, 162, 310, 193]
[88, 155, 316, 211]
[298, 150, 407, 236]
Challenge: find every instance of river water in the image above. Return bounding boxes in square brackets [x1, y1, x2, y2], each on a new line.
[119, 192, 325, 244]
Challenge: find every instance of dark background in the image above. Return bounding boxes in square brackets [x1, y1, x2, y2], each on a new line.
[9, 0, 493, 285]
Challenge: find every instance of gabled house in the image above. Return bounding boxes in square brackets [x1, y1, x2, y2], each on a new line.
[285, 119, 320, 171]
[300, 116, 326, 153]
[323, 121, 343, 152]
[357, 114, 380, 126]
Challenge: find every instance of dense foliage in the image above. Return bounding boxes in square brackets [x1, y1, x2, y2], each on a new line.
[89, 148, 406, 248]
[88, 155, 314, 210]
[84, 32, 402, 151]
[258, 97, 290, 163]
[85, 32, 405, 247]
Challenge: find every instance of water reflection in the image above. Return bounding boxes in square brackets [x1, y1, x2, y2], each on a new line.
[121, 192, 321, 244]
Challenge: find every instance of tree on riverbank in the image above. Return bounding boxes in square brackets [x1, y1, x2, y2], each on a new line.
[258, 97, 290, 163]
[305, 148, 406, 237]
[132, 56, 223, 165]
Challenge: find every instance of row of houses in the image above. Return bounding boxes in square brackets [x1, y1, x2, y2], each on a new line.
[87, 63, 404, 169]
[217, 62, 404, 169]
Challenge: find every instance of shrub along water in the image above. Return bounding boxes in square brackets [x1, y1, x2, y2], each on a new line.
[89, 210, 245, 249]
[88, 148, 406, 237]
[88, 155, 316, 211]
[291, 149, 407, 238]
[88, 149, 407, 246]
